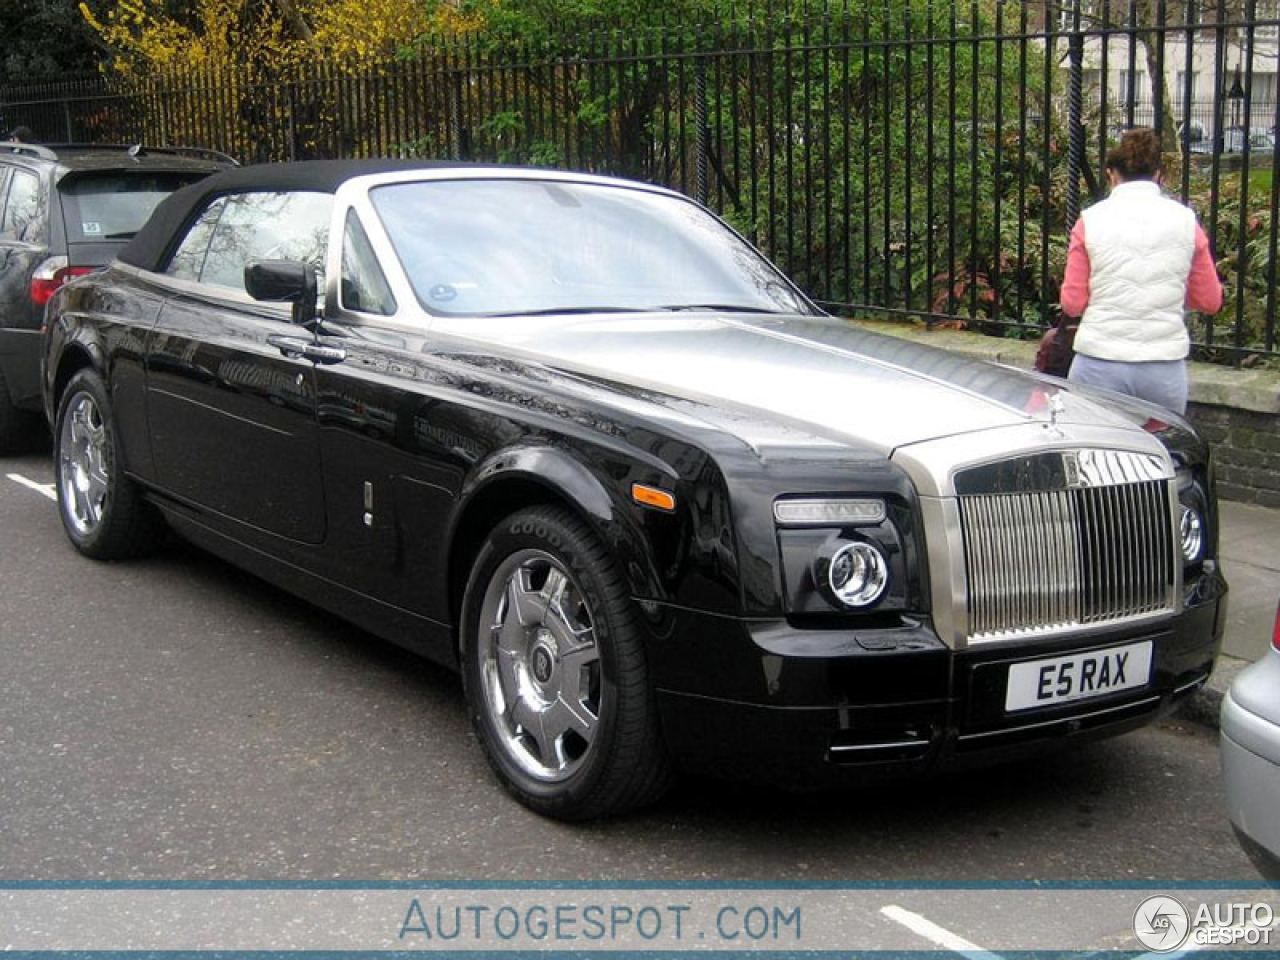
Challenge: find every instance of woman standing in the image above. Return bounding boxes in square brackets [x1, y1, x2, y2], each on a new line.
[1060, 127, 1223, 414]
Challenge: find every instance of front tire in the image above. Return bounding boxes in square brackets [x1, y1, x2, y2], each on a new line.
[54, 369, 164, 560]
[460, 506, 673, 820]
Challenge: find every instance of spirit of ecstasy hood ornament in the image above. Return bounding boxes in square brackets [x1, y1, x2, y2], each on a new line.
[1046, 391, 1066, 437]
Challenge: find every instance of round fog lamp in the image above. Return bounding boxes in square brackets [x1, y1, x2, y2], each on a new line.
[821, 541, 888, 608]
[1179, 505, 1204, 563]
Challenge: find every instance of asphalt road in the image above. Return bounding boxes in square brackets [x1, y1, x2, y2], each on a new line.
[0, 446, 1261, 885]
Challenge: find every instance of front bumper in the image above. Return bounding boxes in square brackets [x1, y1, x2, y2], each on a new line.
[650, 578, 1226, 787]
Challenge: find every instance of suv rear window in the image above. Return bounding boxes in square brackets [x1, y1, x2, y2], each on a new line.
[59, 171, 210, 243]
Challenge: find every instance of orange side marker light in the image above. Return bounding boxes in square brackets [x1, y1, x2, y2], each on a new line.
[631, 484, 676, 512]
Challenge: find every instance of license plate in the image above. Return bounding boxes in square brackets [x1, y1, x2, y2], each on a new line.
[1004, 640, 1153, 712]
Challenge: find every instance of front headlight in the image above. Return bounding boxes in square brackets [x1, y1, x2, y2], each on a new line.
[1175, 466, 1211, 569]
[1179, 503, 1204, 564]
[814, 539, 889, 608]
[774, 494, 915, 616]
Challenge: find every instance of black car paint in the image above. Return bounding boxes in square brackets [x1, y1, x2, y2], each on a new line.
[43, 262, 1226, 788]
[47, 270, 745, 647]
[146, 289, 326, 543]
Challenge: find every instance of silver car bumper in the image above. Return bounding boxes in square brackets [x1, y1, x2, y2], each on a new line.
[1220, 648, 1280, 880]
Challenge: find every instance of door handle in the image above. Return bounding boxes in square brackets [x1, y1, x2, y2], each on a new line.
[267, 333, 346, 365]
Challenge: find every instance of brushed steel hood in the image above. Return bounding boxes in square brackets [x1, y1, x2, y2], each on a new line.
[435, 312, 1145, 456]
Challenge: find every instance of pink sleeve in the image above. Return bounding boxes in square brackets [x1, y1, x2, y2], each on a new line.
[1185, 223, 1223, 314]
[1060, 219, 1090, 317]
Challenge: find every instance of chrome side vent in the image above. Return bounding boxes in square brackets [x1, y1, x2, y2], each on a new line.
[956, 450, 1177, 642]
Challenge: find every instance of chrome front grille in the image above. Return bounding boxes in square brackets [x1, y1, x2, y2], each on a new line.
[956, 453, 1178, 641]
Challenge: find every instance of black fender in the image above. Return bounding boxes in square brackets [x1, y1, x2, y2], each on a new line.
[43, 312, 105, 426]
[444, 442, 676, 629]
[44, 277, 167, 481]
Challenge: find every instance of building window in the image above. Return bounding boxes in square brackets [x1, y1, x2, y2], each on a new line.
[1258, 0, 1278, 38]
[1117, 69, 1146, 106]
[1253, 72, 1277, 109]
[1054, 0, 1099, 31]
[1175, 70, 1199, 108]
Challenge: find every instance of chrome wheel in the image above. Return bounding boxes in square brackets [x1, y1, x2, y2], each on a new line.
[462, 506, 673, 819]
[476, 548, 601, 782]
[58, 391, 109, 538]
[54, 370, 164, 560]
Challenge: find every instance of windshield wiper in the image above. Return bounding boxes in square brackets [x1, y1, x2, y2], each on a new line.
[651, 303, 785, 314]
[483, 304, 788, 318]
[484, 306, 650, 318]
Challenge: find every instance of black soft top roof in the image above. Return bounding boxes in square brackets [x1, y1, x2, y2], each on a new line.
[119, 158, 466, 272]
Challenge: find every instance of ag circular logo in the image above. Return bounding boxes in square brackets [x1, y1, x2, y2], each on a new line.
[1134, 895, 1191, 952]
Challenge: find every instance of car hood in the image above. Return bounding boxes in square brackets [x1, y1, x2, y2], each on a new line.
[437, 312, 1155, 456]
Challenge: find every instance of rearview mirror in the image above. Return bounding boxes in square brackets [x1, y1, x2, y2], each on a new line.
[245, 259, 318, 327]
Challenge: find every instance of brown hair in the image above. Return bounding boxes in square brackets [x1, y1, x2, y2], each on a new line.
[1106, 127, 1163, 181]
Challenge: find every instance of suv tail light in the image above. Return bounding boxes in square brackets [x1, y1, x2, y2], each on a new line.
[31, 257, 94, 306]
[1273, 600, 1280, 653]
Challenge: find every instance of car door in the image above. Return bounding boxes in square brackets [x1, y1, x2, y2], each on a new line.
[305, 208, 457, 619]
[145, 189, 333, 544]
[0, 166, 49, 405]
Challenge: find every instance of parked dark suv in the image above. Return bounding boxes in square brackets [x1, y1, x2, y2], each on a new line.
[0, 143, 234, 451]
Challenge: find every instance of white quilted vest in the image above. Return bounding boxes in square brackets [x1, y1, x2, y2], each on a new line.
[1074, 180, 1196, 362]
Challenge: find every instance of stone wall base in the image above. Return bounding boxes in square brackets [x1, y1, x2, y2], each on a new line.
[1188, 403, 1280, 509]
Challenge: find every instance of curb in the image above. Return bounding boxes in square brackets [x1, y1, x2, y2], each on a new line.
[1174, 654, 1250, 730]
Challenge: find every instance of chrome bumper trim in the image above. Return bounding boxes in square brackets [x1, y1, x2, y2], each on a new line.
[958, 693, 1163, 743]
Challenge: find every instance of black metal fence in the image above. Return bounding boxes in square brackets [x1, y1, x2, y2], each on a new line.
[3, 2, 1278, 363]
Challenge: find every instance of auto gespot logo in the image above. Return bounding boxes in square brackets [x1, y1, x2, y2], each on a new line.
[1133, 895, 1275, 951]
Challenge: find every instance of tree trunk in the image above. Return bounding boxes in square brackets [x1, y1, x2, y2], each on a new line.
[273, 0, 314, 43]
[1136, 30, 1180, 152]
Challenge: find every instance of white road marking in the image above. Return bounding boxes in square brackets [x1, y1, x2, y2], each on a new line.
[880, 904, 1004, 959]
[6, 473, 56, 502]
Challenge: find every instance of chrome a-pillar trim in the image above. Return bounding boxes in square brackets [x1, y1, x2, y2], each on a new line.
[894, 420, 1179, 651]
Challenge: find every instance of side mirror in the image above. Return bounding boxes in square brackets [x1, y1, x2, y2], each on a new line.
[245, 259, 318, 327]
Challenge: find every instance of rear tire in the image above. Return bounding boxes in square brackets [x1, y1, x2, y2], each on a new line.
[54, 369, 165, 560]
[460, 505, 673, 820]
[0, 366, 41, 454]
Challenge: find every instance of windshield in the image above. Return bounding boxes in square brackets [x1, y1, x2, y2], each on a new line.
[60, 171, 212, 243]
[369, 179, 811, 317]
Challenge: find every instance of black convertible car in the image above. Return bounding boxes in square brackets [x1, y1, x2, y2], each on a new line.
[42, 160, 1226, 819]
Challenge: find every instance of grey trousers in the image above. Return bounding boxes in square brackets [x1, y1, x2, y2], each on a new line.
[1067, 354, 1188, 414]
